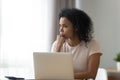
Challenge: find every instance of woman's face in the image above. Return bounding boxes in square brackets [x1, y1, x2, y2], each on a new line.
[59, 17, 75, 39]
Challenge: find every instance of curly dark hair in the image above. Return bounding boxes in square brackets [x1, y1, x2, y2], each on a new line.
[58, 8, 93, 43]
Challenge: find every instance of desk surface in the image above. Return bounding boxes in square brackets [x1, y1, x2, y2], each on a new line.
[107, 69, 120, 73]
[107, 69, 120, 80]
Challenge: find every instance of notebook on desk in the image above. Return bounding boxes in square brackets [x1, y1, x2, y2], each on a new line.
[33, 52, 74, 80]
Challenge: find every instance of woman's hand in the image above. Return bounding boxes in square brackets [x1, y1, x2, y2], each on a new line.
[55, 35, 65, 52]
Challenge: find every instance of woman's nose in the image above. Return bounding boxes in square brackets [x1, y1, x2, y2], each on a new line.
[59, 26, 63, 32]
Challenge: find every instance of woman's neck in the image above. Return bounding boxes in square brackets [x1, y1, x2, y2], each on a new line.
[67, 36, 80, 47]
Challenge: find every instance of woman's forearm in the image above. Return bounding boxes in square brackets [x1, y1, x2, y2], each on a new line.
[74, 71, 95, 79]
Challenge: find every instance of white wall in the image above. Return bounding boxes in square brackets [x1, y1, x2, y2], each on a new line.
[76, 0, 120, 69]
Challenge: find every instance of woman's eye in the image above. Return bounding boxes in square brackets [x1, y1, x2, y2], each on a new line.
[59, 25, 62, 28]
[59, 24, 67, 28]
[63, 25, 67, 28]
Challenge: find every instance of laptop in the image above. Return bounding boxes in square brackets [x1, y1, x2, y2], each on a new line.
[33, 52, 74, 80]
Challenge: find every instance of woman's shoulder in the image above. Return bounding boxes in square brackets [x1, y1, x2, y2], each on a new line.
[88, 39, 102, 55]
[88, 39, 99, 45]
[86, 39, 100, 48]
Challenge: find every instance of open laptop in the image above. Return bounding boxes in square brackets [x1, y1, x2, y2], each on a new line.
[33, 52, 74, 80]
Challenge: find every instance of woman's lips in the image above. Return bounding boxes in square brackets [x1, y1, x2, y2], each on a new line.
[60, 32, 67, 38]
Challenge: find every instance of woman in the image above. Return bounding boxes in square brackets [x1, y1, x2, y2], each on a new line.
[51, 8, 102, 80]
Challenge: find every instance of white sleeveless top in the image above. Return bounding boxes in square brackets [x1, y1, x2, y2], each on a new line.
[51, 39, 101, 73]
